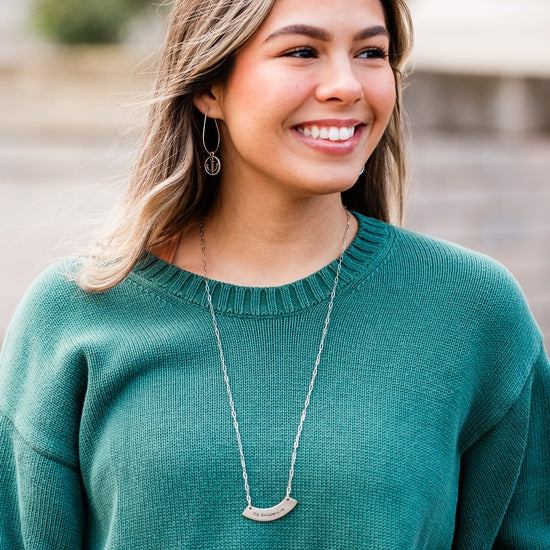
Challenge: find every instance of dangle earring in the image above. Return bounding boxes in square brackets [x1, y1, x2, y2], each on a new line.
[202, 110, 221, 176]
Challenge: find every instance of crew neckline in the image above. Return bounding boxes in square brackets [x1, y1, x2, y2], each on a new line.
[131, 213, 393, 317]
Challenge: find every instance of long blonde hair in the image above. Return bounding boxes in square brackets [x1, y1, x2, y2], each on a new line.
[76, 0, 413, 292]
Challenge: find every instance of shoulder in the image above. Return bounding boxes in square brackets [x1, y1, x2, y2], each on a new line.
[8, 259, 88, 330]
[0, 259, 94, 373]
[9, 257, 155, 327]
[379, 223, 532, 319]
[19, 257, 83, 302]
[354, 215, 539, 339]
[357, 213, 508, 280]
[0, 259, 91, 467]
[389, 223, 540, 340]
[389, 223, 511, 283]
[376, 223, 544, 440]
[3, 257, 182, 353]
[4, 257, 138, 348]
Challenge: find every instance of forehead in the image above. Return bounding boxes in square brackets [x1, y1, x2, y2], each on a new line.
[259, 0, 388, 33]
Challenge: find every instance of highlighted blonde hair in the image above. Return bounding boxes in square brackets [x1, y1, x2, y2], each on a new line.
[76, 0, 413, 292]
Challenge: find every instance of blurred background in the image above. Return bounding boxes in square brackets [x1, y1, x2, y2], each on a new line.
[1, 0, 549, 342]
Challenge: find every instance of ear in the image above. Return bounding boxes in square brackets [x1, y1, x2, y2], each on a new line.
[193, 83, 225, 120]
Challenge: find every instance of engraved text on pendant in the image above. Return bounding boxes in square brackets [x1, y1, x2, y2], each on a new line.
[242, 497, 297, 522]
[205, 155, 221, 176]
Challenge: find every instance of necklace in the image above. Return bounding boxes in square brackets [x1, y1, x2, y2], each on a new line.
[200, 209, 351, 522]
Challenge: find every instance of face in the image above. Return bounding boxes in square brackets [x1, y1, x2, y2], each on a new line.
[198, 0, 396, 200]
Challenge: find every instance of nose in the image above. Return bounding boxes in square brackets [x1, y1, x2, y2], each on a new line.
[314, 57, 363, 104]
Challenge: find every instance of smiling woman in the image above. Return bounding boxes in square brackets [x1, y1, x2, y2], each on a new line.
[72, 0, 411, 290]
[0, 0, 549, 549]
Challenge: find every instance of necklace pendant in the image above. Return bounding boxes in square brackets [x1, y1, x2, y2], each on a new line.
[242, 497, 298, 522]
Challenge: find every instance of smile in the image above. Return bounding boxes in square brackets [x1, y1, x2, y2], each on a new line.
[296, 125, 356, 142]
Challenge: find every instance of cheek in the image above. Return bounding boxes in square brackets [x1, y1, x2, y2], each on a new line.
[365, 70, 397, 118]
[246, 67, 310, 107]
[222, 56, 268, 113]
[225, 71, 311, 133]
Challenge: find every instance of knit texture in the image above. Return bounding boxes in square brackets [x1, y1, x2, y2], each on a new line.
[0, 213, 548, 549]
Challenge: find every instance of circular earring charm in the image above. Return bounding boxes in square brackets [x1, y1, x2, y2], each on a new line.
[202, 110, 222, 176]
[205, 153, 221, 176]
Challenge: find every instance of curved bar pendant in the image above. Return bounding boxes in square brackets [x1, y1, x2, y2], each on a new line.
[242, 497, 298, 522]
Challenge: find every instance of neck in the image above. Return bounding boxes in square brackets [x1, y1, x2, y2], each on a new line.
[198, 192, 357, 287]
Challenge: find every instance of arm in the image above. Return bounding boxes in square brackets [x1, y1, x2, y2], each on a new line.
[452, 345, 550, 549]
[0, 416, 85, 549]
[493, 346, 550, 549]
[0, 262, 87, 549]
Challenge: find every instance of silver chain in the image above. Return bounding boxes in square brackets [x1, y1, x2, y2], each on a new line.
[200, 208, 351, 507]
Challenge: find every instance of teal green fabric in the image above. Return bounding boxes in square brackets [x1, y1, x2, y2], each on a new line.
[1, 213, 549, 549]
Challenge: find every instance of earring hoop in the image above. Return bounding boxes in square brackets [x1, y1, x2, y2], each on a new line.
[202, 110, 221, 176]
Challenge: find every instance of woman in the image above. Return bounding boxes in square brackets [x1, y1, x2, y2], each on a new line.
[1, 0, 548, 548]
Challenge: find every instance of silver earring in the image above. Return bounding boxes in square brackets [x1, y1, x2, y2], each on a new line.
[202, 110, 221, 176]
[359, 166, 365, 176]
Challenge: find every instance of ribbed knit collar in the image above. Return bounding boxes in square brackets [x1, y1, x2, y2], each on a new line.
[132, 213, 392, 317]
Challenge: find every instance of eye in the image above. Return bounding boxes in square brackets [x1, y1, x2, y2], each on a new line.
[357, 47, 389, 60]
[282, 47, 317, 59]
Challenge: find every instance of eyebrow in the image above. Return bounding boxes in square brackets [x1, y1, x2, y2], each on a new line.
[264, 24, 390, 43]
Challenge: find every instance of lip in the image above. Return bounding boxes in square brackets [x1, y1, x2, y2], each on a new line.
[291, 119, 365, 155]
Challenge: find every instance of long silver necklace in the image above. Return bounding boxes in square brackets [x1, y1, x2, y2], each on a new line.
[200, 209, 351, 522]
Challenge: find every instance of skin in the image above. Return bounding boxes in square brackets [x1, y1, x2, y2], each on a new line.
[178, 0, 396, 286]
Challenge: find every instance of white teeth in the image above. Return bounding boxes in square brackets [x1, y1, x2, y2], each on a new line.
[297, 124, 357, 142]
[328, 127, 340, 141]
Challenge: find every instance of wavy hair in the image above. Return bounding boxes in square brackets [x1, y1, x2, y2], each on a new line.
[76, 0, 413, 292]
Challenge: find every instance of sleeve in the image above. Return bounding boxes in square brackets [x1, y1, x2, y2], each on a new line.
[0, 416, 85, 549]
[0, 262, 87, 549]
[452, 344, 550, 549]
[493, 345, 550, 549]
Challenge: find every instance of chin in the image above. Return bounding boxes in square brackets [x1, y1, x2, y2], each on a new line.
[305, 172, 361, 195]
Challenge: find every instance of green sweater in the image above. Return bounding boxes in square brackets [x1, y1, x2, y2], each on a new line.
[1, 214, 549, 549]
